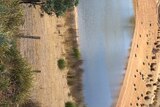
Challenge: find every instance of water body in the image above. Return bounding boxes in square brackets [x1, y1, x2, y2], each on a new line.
[78, 0, 134, 107]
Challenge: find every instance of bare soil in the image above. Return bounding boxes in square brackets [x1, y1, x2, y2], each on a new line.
[19, 4, 72, 107]
[116, 0, 160, 106]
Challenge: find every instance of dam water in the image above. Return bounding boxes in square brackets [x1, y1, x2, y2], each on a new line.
[77, 0, 134, 107]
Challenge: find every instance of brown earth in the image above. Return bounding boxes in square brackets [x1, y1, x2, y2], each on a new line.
[116, 0, 160, 106]
[19, 4, 72, 107]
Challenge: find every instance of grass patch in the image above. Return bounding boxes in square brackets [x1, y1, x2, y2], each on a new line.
[0, 0, 24, 34]
[0, 40, 33, 105]
[65, 102, 76, 107]
[58, 58, 66, 70]
[0, 0, 33, 106]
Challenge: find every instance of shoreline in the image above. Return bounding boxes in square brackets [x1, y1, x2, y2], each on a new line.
[116, 0, 160, 106]
[64, 7, 85, 106]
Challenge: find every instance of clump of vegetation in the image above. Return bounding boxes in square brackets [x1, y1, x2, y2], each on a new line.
[42, 0, 79, 16]
[0, 38, 33, 105]
[58, 58, 66, 70]
[65, 101, 76, 107]
[0, 0, 24, 34]
[129, 16, 135, 25]
[0, 0, 33, 106]
[20, 0, 79, 17]
[73, 48, 80, 60]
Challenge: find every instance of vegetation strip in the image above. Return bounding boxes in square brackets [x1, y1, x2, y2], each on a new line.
[0, 0, 84, 106]
[64, 8, 85, 106]
[0, 0, 33, 106]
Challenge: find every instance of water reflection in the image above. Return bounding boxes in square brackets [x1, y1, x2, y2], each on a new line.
[78, 0, 134, 107]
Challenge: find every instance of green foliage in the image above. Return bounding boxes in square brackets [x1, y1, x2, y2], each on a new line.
[58, 58, 66, 70]
[0, 75, 10, 91]
[7, 45, 33, 104]
[42, 0, 79, 16]
[65, 102, 76, 107]
[74, 0, 79, 6]
[0, 0, 33, 106]
[0, 0, 24, 33]
[0, 38, 33, 105]
[73, 48, 80, 59]
[0, 100, 10, 107]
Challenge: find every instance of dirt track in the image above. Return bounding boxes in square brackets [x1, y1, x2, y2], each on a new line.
[116, 0, 160, 106]
[19, 5, 72, 107]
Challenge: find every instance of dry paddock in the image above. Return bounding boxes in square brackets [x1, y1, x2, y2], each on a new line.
[19, 4, 72, 107]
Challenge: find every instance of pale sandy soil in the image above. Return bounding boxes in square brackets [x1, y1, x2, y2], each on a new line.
[116, 0, 160, 106]
[19, 4, 72, 107]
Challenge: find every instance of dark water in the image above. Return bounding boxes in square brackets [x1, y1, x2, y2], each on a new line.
[77, 0, 134, 107]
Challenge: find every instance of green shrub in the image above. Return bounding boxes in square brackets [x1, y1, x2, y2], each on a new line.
[42, 0, 79, 17]
[0, 0, 24, 33]
[73, 48, 80, 59]
[58, 58, 66, 70]
[65, 102, 76, 107]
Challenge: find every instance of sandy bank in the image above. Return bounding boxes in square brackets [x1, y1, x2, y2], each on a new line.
[116, 0, 160, 106]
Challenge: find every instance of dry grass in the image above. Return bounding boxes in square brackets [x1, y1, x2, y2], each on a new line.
[0, 1, 33, 106]
[63, 8, 85, 106]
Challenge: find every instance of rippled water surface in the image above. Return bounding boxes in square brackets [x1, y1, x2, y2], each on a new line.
[78, 0, 134, 107]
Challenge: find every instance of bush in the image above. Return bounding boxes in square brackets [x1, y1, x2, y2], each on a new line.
[73, 48, 80, 59]
[58, 58, 66, 70]
[65, 102, 76, 107]
[42, 0, 79, 17]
